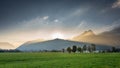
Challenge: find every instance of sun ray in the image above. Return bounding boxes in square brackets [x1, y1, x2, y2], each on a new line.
[52, 32, 64, 39]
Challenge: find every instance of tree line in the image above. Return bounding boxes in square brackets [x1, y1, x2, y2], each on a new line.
[65, 44, 120, 53]
[66, 44, 96, 53]
[0, 49, 20, 52]
[0, 44, 120, 53]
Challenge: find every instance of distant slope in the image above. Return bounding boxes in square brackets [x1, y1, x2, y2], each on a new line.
[24, 39, 45, 44]
[0, 42, 15, 49]
[73, 29, 120, 46]
[17, 38, 112, 51]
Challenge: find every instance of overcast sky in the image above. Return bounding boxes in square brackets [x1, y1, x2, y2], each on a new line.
[0, 0, 120, 46]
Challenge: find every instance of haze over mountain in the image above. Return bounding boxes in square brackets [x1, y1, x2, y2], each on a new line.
[25, 39, 45, 44]
[1, 27, 120, 50]
[0, 42, 15, 49]
[73, 27, 120, 46]
[17, 38, 112, 52]
[75, 30, 95, 37]
[0, 0, 120, 49]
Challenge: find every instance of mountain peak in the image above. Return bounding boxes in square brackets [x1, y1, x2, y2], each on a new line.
[72, 30, 95, 41]
[88, 30, 93, 32]
[52, 38, 66, 41]
[54, 38, 63, 40]
[81, 30, 95, 36]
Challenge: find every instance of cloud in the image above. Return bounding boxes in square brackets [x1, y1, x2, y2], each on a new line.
[54, 19, 59, 22]
[23, 16, 50, 27]
[72, 9, 85, 16]
[60, 8, 89, 21]
[77, 21, 86, 28]
[95, 19, 120, 34]
[43, 16, 49, 20]
[102, 25, 120, 35]
[73, 20, 90, 34]
[70, 8, 89, 17]
[111, 26, 120, 34]
[112, 0, 120, 8]
[14, 16, 65, 32]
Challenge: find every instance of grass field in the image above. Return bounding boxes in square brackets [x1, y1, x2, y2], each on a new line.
[0, 52, 120, 68]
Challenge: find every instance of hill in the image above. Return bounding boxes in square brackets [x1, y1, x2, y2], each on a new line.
[17, 38, 112, 52]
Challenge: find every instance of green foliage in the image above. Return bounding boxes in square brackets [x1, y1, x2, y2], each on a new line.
[91, 44, 96, 51]
[77, 47, 82, 52]
[88, 46, 92, 52]
[112, 47, 116, 52]
[67, 47, 72, 53]
[83, 45, 87, 51]
[72, 45, 77, 53]
[0, 53, 120, 68]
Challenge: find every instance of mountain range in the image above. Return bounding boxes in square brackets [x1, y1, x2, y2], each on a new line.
[1, 27, 120, 50]
[17, 38, 112, 52]
[73, 29, 120, 46]
[0, 42, 15, 49]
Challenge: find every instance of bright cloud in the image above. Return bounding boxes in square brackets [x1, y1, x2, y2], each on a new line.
[22, 16, 50, 28]
[43, 16, 49, 20]
[54, 19, 59, 22]
[77, 21, 86, 28]
[112, 0, 120, 8]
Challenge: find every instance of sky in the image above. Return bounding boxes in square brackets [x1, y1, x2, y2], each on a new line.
[0, 0, 120, 46]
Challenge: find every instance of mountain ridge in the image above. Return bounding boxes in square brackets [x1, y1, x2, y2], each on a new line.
[73, 29, 120, 46]
[17, 38, 112, 52]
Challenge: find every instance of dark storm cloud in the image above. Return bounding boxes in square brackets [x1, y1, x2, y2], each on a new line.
[102, 25, 120, 35]
[0, 0, 120, 33]
[1, 0, 120, 46]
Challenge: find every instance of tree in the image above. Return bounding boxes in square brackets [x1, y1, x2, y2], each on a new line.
[72, 45, 77, 53]
[112, 47, 116, 52]
[77, 47, 82, 52]
[91, 44, 96, 51]
[83, 45, 87, 51]
[62, 49, 65, 53]
[67, 47, 72, 53]
[88, 46, 92, 52]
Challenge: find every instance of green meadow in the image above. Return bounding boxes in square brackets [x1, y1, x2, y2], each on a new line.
[0, 53, 120, 68]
